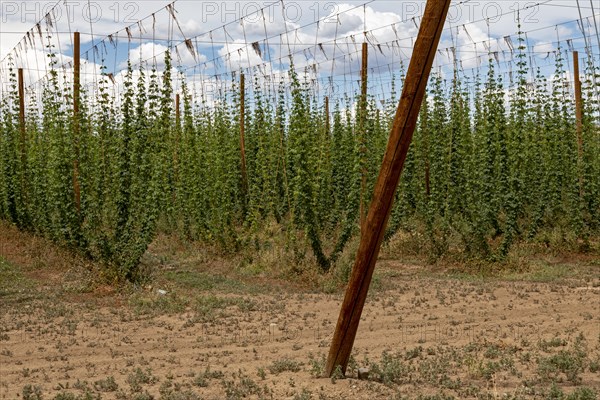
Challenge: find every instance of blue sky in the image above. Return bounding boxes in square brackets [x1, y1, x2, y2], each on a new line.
[1, 1, 599, 102]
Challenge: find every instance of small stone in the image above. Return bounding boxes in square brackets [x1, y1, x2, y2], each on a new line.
[157, 289, 167, 295]
[357, 368, 369, 380]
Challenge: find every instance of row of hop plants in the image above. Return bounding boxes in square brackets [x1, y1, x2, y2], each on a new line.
[390, 37, 600, 260]
[0, 37, 599, 281]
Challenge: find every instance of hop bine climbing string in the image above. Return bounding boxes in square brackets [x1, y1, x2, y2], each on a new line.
[0, 0, 598, 282]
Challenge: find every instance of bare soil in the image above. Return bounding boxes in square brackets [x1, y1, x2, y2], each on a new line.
[1, 224, 599, 399]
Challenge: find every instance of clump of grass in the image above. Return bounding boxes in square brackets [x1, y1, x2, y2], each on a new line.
[257, 367, 266, 380]
[94, 376, 118, 392]
[221, 370, 271, 399]
[330, 365, 344, 384]
[268, 357, 303, 374]
[544, 384, 598, 400]
[159, 380, 201, 400]
[54, 392, 100, 400]
[538, 350, 586, 384]
[1, 348, 13, 357]
[193, 367, 224, 387]
[368, 350, 413, 385]
[589, 356, 600, 373]
[128, 391, 153, 400]
[22, 385, 43, 400]
[405, 346, 423, 360]
[539, 337, 568, 352]
[193, 295, 233, 321]
[537, 335, 589, 385]
[129, 292, 188, 316]
[127, 367, 157, 392]
[566, 388, 599, 400]
[307, 352, 325, 377]
[293, 387, 312, 400]
[0, 258, 33, 299]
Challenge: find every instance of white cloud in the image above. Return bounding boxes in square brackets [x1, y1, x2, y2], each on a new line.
[534, 41, 555, 55]
[1, 0, 597, 103]
[218, 38, 263, 71]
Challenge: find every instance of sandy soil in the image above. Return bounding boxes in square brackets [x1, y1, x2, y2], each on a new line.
[1, 228, 599, 399]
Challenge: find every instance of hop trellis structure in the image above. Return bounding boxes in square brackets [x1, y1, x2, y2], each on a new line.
[0, 0, 599, 280]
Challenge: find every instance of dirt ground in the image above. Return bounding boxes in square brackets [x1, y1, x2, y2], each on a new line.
[1, 225, 599, 399]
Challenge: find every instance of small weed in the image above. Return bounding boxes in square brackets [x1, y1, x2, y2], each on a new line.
[1, 348, 13, 357]
[257, 367, 266, 380]
[130, 292, 187, 316]
[221, 370, 271, 399]
[22, 385, 43, 400]
[127, 367, 157, 392]
[538, 349, 585, 384]
[544, 384, 598, 400]
[193, 367, 224, 388]
[566, 387, 599, 400]
[405, 346, 423, 360]
[539, 337, 567, 352]
[193, 295, 233, 321]
[130, 391, 153, 400]
[0, 258, 33, 299]
[589, 357, 600, 373]
[370, 351, 412, 386]
[94, 376, 118, 392]
[268, 357, 303, 374]
[330, 365, 344, 384]
[293, 388, 312, 400]
[72, 380, 91, 391]
[54, 392, 101, 400]
[308, 353, 325, 377]
[159, 380, 201, 400]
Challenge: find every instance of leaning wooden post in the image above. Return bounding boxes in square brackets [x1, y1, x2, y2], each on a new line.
[73, 31, 81, 216]
[573, 51, 584, 198]
[325, 0, 451, 377]
[240, 73, 248, 197]
[359, 42, 368, 234]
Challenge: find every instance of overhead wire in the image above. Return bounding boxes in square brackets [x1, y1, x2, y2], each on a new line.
[1, 0, 599, 119]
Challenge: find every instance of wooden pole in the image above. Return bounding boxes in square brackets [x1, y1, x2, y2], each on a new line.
[240, 73, 248, 196]
[422, 102, 431, 197]
[173, 93, 181, 203]
[325, 96, 330, 134]
[325, 0, 451, 377]
[18, 68, 25, 158]
[18, 68, 27, 201]
[73, 31, 81, 216]
[574, 51, 583, 139]
[573, 51, 584, 198]
[18, 69, 25, 137]
[359, 42, 368, 234]
[175, 93, 181, 128]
